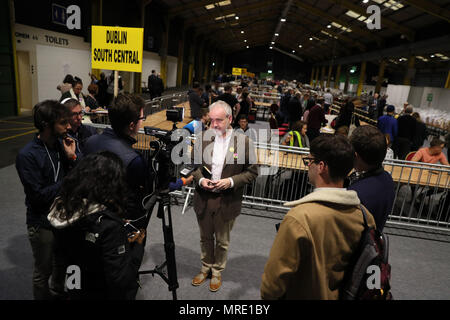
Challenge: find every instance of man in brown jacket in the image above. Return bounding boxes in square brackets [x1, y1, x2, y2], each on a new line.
[191, 101, 258, 292]
[261, 134, 376, 299]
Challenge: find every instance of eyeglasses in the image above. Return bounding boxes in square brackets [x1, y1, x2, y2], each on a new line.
[72, 111, 83, 117]
[302, 156, 322, 166]
[137, 116, 146, 121]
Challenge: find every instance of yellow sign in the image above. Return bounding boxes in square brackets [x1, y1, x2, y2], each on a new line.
[91, 26, 144, 73]
[241, 68, 247, 75]
[232, 67, 242, 76]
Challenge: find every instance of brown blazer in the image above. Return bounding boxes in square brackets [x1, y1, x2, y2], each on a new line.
[191, 130, 258, 221]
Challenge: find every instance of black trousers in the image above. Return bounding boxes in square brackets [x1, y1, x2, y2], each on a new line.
[394, 137, 412, 160]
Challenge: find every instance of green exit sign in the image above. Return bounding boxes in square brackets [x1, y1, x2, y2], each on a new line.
[427, 93, 433, 102]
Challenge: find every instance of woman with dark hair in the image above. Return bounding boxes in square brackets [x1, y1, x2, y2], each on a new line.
[282, 120, 310, 148]
[302, 99, 316, 123]
[57, 74, 74, 95]
[85, 83, 99, 110]
[233, 89, 252, 127]
[48, 151, 146, 300]
[335, 99, 360, 129]
[60, 77, 87, 110]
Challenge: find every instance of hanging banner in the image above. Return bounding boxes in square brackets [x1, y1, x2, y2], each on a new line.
[91, 25, 143, 73]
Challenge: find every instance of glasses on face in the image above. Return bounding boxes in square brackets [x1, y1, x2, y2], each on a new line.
[302, 156, 321, 166]
[72, 111, 83, 117]
[137, 116, 145, 121]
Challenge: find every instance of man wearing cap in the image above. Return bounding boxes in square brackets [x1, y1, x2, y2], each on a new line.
[377, 105, 398, 146]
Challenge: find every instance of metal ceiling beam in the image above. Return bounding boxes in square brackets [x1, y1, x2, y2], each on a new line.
[193, 10, 276, 33]
[273, 46, 304, 62]
[185, 0, 280, 26]
[287, 15, 366, 51]
[328, 0, 415, 41]
[278, 21, 353, 57]
[269, 0, 294, 46]
[293, 0, 384, 46]
[402, 0, 450, 23]
[320, 34, 450, 65]
[169, 0, 215, 16]
[221, 32, 272, 46]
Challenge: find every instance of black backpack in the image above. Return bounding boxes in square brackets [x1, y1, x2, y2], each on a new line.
[340, 205, 392, 300]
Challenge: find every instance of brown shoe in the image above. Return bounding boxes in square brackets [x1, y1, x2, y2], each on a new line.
[192, 272, 209, 286]
[209, 275, 222, 292]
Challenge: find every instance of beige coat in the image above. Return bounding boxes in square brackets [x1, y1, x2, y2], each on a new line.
[192, 130, 258, 221]
[261, 188, 376, 300]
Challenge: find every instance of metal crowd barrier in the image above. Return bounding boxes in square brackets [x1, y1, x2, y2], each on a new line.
[330, 104, 378, 126]
[85, 122, 450, 235]
[82, 92, 189, 126]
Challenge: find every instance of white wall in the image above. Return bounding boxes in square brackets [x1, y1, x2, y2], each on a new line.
[14, 24, 91, 106]
[142, 51, 161, 86]
[417, 87, 450, 111]
[36, 44, 91, 101]
[386, 84, 411, 110]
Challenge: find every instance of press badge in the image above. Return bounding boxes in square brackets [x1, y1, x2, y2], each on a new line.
[85, 232, 98, 243]
[118, 245, 126, 255]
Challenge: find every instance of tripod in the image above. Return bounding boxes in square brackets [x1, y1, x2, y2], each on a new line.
[138, 190, 179, 300]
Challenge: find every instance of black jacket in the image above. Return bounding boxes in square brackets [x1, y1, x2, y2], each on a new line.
[147, 74, 159, 95]
[50, 209, 144, 300]
[287, 96, 302, 123]
[16, 135, 77, 228]
[412, 121, 428, 151]
[67, 124, 97, 155]
[84, 128, 152, 227]
[397, 114, 417, 141]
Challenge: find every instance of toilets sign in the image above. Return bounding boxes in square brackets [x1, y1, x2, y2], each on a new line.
[91, 26, 144, 73]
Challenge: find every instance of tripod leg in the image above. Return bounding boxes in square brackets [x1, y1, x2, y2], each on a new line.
[159, 194, 179, 295]
[182, 188, 192, 215]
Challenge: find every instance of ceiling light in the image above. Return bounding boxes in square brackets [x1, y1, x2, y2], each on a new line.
[246, 46, 249, 49]
[363, 0, 369, 3]
[271, 41, 275, 44]
[235, 16, 239, 20]
[292, 50, 295, 53]
[241, 30, 244, 34]
[269, 46, 273, 49]
[327, 24, 331, 28]
[430, 54, 435, 58]
[244, 39, 247, 42]
[309, 37, 313, 40]
[275, 33, 279, 36]
[298, 44, 302, 48]
[280, 18, 286, 22]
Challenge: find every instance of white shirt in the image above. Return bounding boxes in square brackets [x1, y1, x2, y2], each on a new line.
[324, 92, 333, 105]
[199, 129, 235, 189]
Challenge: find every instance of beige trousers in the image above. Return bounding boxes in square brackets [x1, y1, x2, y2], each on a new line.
[197, 207, 236, 277]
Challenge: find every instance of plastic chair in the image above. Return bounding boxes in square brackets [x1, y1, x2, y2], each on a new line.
[405, 151, 416, 161]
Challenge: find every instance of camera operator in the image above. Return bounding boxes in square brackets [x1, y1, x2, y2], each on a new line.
[48, 151, 146, 300]
[84, 94, 151, 228]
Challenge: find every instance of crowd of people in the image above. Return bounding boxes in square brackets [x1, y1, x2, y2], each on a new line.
[14, 74, 449, 301]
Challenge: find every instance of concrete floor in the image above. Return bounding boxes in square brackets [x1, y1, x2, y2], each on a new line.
[1, 161, 449, 300]
[1, 113, 449, 300]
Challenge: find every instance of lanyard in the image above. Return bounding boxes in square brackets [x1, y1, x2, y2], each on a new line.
[44, 144, 60, 183]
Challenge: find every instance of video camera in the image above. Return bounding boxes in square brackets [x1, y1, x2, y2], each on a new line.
[144, 106, 191, 191]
